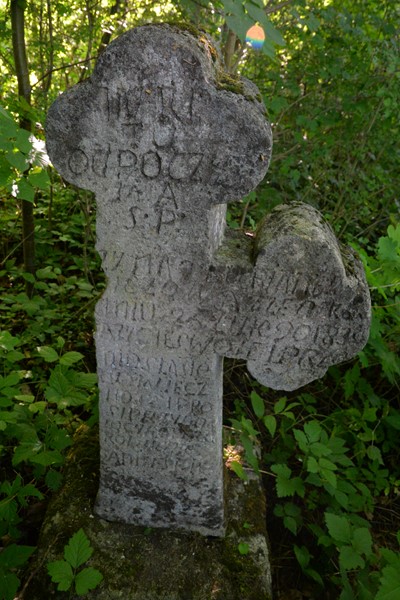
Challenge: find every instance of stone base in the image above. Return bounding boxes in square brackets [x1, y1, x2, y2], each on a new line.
[25, 426, 272, 600]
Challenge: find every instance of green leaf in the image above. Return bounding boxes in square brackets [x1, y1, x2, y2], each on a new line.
[13, 441, 42, 466]
[30, 449, 64, 467]
[64, 529, 93, 569]
[15, 177, 35, 201]
[230, 460, 247, 480]
[68, 371, 97, 389]
[376, 566, 400, 600]
[339, 544, 365, 570]
[27, 169, 50, 190]
[271, 464, 305, 498]
[222, 0, 244, 17]
[310, 441, 332, 458]
[0, 332, 20, 352]
[344, 363, 360, 400]
[304, 421, 322, 443]
[240, 434, 259, 472]
[283, 516, 298, 535]
[0, 544, 35, 568]
[18, 483, 43, 505]
[352, 527, 372, 558]
[47, 560, 74, 592]
[388, 224, 400, 245]
[0, 372, 21, 390]
[325, 513, 351, 544]
[15, 128, 32, 153]
[293, 428, 308, 453]
[237, 542, 250, 556]
[45, 366, 86, 407]
[367, 445, 383, 464]
[22, 271, 35, 283]
[294, 544, 310, 569]
[263, 414, 276, 437]
[28, 401, 48, 413]
[5, 150, 28, 171]
[378, 236, 398, 263]
[0, 570, 20, 600]
[59, 351, 84, 366]
[321, 468, 337, 489]
[319, 458, 337, 471]
[46, 469, 63, 491]
[307, 456, 319, 474]
[0, 105, 16, 125]
[250, 391, 264, 418]
[37, 345, 59, 362]
[225, 13, 254, 42]
[75, 567, 103, 595]
[36, 266, 58, 279]
[15, 394, 35, 403]
[46, 425, 72, 451]
[244, 1, 267, 24]
[304, 568, 324, 587]
[274, 397, 288, 414]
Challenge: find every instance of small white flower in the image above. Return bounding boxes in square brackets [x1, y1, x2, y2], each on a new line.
[11, 181, 19, 197]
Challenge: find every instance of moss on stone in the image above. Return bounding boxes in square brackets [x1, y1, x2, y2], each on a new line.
[214, 229, 254, 270]
[25, 426, 272, 600]
[216, 71, 246, 95]
[165, 20, 205, 40]
[216, 71, 261, 104]
[163, 21, 219, 63]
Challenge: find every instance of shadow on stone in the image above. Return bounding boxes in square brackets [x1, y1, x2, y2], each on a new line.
[25, 425, 272, 600]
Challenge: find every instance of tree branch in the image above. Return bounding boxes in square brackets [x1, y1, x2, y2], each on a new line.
[31, 57, 97, 87]
[265, 0, 294, 15]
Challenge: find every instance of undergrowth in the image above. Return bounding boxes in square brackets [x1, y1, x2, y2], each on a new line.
[1, 128, 400, 600]
[228, 223, 400, 598]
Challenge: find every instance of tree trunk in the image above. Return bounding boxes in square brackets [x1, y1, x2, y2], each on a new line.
[97, 0, 122, 54]
[11, 0, 35, 298]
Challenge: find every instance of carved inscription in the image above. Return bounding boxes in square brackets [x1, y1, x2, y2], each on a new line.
[46, 24, 370, 537]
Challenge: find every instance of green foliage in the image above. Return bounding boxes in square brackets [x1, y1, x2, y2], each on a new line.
[0, 321, 98, 596]
[0, 544, 35, 600]
[376, 547, 400, 600]
[0, 182, 100, 597]
[356, 223, 400, 384]
[237, 541, 250, 555]
[230, 414, 261, 475]
[233, 0, 400, 239]
[47, 529, 103, 596]
[0, 107, 49, 202]
[178, 0, 285, 58]
[222, 0, 285, 57]
[235, 221, 400, 596]
[0, 0, 399, 597]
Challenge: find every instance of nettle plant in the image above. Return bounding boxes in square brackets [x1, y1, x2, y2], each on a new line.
[231, 224, 400, 597]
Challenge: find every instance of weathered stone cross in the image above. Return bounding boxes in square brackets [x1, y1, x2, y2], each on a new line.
[46, 24, 370, 536]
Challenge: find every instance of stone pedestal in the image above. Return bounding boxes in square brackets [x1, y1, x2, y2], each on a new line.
[25, 426, 272, 600]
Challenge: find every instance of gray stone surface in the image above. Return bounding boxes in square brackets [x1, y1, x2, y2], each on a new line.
[46, 23, 371, 537]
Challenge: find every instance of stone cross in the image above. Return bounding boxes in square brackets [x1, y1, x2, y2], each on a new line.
[46, 24, 371, 537]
